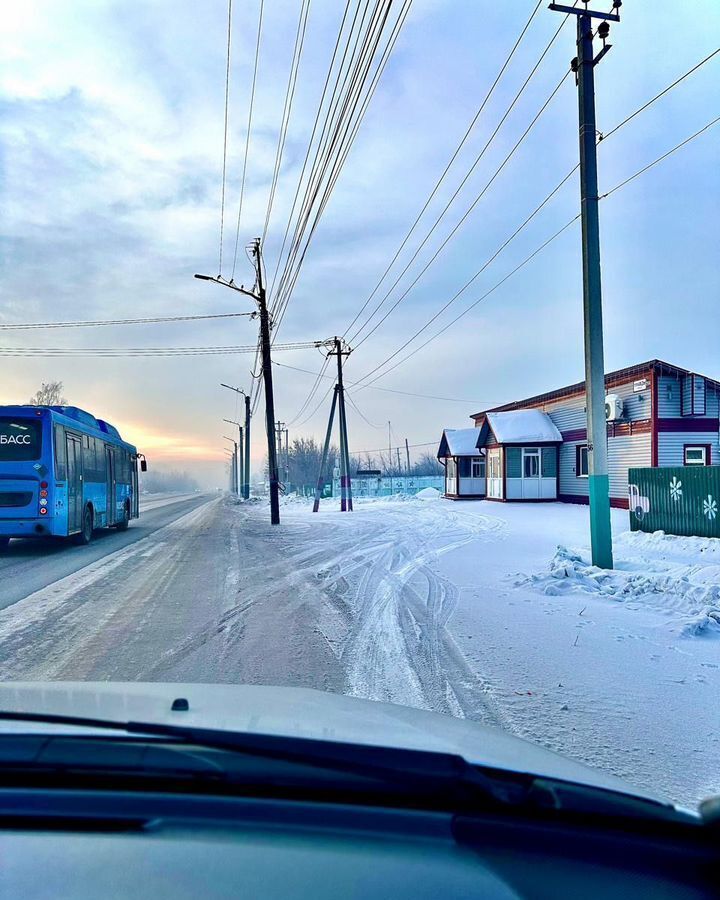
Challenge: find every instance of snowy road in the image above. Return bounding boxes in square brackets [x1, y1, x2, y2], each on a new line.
[0, 492, 717, 808]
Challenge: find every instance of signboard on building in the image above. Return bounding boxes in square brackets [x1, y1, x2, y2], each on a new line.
[633, 378, 649, 392]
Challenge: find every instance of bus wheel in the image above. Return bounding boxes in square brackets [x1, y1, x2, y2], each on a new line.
[115, 502, 130, 531]
[74, 506, 93, 545]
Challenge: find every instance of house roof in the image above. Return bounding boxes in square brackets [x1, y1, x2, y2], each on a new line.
[437, 428, 482, 458]
[485, 409, 562, 445]
[471, 359, 720, 422]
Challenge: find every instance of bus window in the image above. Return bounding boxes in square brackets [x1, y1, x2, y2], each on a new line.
[0, 417, 42, 462]
[54, 424, 67, 480]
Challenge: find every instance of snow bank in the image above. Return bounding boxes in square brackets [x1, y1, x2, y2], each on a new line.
[517, 534, 720, 637]
[415, 487, 441, 501]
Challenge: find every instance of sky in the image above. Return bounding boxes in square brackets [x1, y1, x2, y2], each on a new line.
[1, 0, 718, 488]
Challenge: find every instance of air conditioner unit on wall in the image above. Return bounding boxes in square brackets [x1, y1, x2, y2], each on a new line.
[605, 394, 624, 421]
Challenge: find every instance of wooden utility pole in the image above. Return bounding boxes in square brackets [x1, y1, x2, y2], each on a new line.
[550, 0, 619, 568]
[405, 438, 411, 474]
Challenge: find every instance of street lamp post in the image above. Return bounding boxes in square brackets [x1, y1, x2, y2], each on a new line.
[224, 418, 244, 500]
[197, 238, 280, 524]
[221, 383, 251, 500]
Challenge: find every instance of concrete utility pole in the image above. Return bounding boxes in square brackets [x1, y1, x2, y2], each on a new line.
[313, 386, 339, 513]
[550, 0, 620, 569]
[224, 418, 244, 499]
[198, 237, 279, 524]
[312, 338, 353, 512]
[221, 384, 251, 500]
[334, 338, 353, 512]
[223, 436, 238, 494]
[405, 438, 411, 475]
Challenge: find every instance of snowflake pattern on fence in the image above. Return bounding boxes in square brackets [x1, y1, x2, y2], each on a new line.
[669, 477, 682, 501]
[703, 494, 717, 520]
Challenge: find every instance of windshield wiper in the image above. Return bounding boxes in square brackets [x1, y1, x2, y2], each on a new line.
[0, 710, 692, 823]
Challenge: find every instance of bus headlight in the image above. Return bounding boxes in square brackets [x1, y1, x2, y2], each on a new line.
[39, 499, 48, 507]
[39, 508, 48, 515]
[40, 489, 48, 498]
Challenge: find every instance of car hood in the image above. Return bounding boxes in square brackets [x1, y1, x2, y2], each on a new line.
[0, 681, 662, 802]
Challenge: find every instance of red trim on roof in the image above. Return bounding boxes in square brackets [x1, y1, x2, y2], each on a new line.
[470, 359, 720, 422]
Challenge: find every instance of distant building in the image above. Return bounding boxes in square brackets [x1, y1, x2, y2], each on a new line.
[437, 359, 720, 508]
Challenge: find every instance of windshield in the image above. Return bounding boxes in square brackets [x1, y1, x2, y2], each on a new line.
[1, 0, 719, 818]
[0, 418, 43, 462]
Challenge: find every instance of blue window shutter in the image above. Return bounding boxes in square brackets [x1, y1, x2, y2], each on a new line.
[506, 447, 521, 477]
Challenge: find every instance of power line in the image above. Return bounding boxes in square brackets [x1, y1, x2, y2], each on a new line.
[272, 0, 412, 342]
[0, 341, 321, 357]
[0, 312, 254, 329]
[218, 0, 234, 277]
[342, 0, 545, 339]
[348, 61, 720, 391]
[600, 114, 720, 199]
[344, 389, 384, 428]
[354, 109, 719, 392]
[350, 68, 572, 350]
[230, 0, 265, 279]
[346, 8, 575, 346]
[271, 0, 392, 315]
[269, 0, 410, 338]
[599, 47, 720, 143]
[261, 0, 312, 248]
[273, 360, 493, 403]
[266, 0, 356, 301]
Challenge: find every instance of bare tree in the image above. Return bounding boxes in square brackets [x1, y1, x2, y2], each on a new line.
[28, 381, 67, 406]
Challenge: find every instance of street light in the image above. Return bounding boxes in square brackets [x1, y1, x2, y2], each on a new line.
[224, 418, 244, 500]
[223, 435, 238, 495]
[196, 239, 280, 525]
[221, 384, 251, 500]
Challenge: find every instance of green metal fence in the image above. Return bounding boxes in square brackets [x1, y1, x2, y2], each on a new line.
[628, 466, 720, 537]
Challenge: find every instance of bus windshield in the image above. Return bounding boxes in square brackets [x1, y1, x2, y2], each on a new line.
[0, 417, 43, 462]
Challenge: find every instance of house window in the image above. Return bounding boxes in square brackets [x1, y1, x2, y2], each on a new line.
[523, 448, 539, 478]
[471, 457, 485, 479]
[576, 444, 589, 477]
[684, 445, 708, 466]
[446, 458, 457, 479]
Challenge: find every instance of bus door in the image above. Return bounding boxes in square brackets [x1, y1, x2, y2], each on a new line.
[131, 458, 139, 517]
[105, 446, 116, 526]
[65, 434, 83, 533]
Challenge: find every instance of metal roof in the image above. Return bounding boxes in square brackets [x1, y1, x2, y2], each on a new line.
[485, 409, 562, 445]
[471, 359, 720, 421]
[437, 428, 482, 458]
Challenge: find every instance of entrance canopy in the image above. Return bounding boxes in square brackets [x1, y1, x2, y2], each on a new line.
[480, 409, 561, 446]
[437, 428, 483, 459]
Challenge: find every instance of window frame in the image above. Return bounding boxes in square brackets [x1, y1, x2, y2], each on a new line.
[576, 444, 589, 478]
[522, 447, 540, 479]
[471, 456, 485, 479]
[684, 444, 710, 466]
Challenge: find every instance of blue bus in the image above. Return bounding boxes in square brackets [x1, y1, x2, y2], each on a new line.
[0, 405, 146, 548]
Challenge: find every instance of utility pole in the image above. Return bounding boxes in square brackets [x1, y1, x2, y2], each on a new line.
[198, 237, 279, 524]
[313, 386, 339, 513]
[224, 418, 244, 499]
[333, 337, 353, 512]
[405, 438, 411, 475]
[222, 384, 252, 500]
[312, 338, 352, 512]
[223, 436, 238, 495]
[550, 0, 619, 569]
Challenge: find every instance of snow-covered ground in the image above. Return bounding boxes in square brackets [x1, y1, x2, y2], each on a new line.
[1, 490, 716, 808]
[276, 493, 720, 808]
